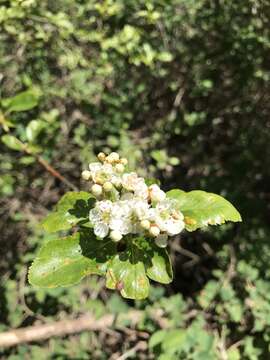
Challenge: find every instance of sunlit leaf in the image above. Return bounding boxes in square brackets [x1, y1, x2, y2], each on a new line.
[29, 232, 116, 287]
[42, 191, 94, 233]
[1, 135, 25, 151]
[167, 189, 242, 231]
[106, 241, 150, 300]
[2, 90, 39, 113]
[146, 243, 173, 284]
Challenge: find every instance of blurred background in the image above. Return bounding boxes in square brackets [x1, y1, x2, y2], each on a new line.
[0, 0, 270, 358]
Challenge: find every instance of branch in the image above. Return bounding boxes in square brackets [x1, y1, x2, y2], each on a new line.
[0, 311, 142, 348]
[36, 155, 78, 191]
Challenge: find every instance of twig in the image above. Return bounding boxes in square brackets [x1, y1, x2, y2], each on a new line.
[172, 243, 200, 267]
[4, 134, 77, 191]
[36, 155, 78, 191]
[0, 311, 143, 348]
[18, 267, 47, 323]
[116, 341, 147, 360]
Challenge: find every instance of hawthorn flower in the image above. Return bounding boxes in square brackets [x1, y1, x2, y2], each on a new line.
[150, 199, 185, 236]
[85, 152, 186, 245]
[89, 162, 115, 185]
[110, 200, 133, 235]
[89, 200, 114, 238]
[122, 172, 148, 199]
[149, 184, 166, 203]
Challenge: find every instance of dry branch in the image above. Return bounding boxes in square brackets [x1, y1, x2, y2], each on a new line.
[0, 311, 142, 348]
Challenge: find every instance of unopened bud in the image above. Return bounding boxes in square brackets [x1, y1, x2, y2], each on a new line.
[103, 181, 113, 192]
[155, 234, 168, 248]
[110, 230, 122, 242]
[149, 225, 160, 237]
[149, 184, 166, 203]
[97, 152, 106, 162]
[120, 158, 128, 165]
[81, 170, 92, 181]
[115, 163, 125, 173]
[106, 152, 120, 163]
[111, 177, 122, 188]
[140, 219, 151, 230]
[91, 184, 103, 196]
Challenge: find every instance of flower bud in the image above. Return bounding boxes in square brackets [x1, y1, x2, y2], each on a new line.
[97, 152, 106, 162]
[81, 170, 92, 181]
[115, 163, 125, 173]
[140, 219, 151, 230]
[106, 152, 120, 163]
[149, 184, 166, 203]
[91, 184, 103, 196]
[103, 181, 113, 192]
[120, 158, 128, 165]
[110, 230, 122, 242]
[155, 234, 168, 248]
[111, 177, 122, 188]
[149, 225, 160, 237]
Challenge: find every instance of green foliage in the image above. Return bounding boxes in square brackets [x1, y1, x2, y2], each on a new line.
[0, 0, 269, 357]
[1, 134, 25, 151]
[1, 90, 40, 113]
[167, 189, 242, 231]
[29, 188, 239, 300]
[149, 317, 217, 360]
[41, 192, 94, 232]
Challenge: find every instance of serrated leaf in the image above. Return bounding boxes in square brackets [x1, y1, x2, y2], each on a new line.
[2, 90, 39, 113]
[106, 241, 150, 300]
[146, 243, 173, 284]
[42, 191, 94, 233]
[1, 135, 25, 151]
[29, 232, 116, 287]
[167, 189, 242, 231]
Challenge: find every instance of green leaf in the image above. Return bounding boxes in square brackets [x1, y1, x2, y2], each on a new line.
[106, 241, 150, 300]
[167, 189, 242, 231]
[1, 135, 25, 151]
[162, 329, 186, 352]
[149, 329, 167, 348]
[29, 232, 116, 287]
[2, 90, 39, 113]
[42, 191, 94, 233]
[26, 119, 45, 142]
[146, 243, 173, 284]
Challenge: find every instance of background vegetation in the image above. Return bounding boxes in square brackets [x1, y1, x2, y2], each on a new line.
[0, 0, 270, 358]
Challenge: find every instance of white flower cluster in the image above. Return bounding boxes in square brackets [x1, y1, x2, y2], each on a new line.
[82, 152, 185, 248]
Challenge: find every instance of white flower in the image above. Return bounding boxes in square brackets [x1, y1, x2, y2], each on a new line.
[89, 162, 115, 185]
[122, 173, 148, 199]
[87, 153, 186, 242]
[110, 201, 133, 235]
[132, 199, 150, 220]
[110, 198, 150, 235]
[149, 184, 166, 203]
[89, 200, 113, 238]
[150, 199, 185, 236]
